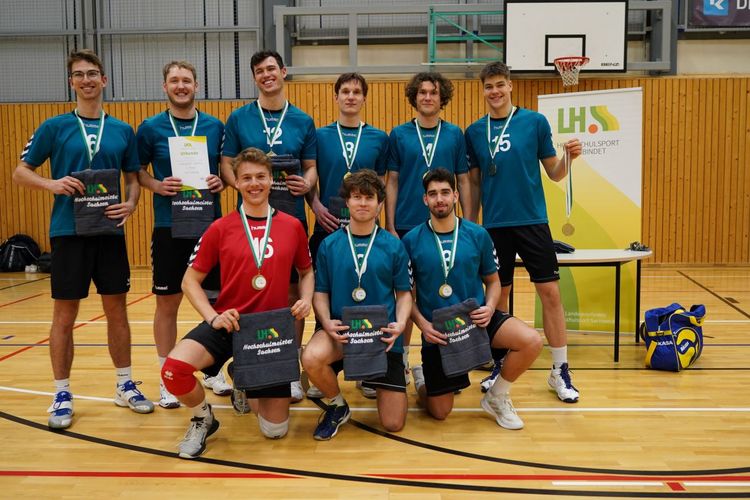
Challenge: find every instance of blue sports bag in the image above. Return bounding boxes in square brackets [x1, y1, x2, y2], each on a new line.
[640, 303, 705, 372]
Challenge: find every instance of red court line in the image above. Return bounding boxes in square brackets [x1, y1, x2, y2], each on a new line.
[667, 482, 686, 491]
[368, 473, 750, 482]
[0, 470, 296, 479]
[0, 293, 154, 363]
[0, 293, 44, 309]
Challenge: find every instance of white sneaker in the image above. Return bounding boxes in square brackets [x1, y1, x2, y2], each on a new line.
[290, 380, 304, 403]
[481, 393, 524, 430]
[178, 406, 220, 459]
[356, 380, 377, 399]
[202, 371, 232, 396]
[114, 380, 154, 414]
[159, 383, 180, 409]
[47, 391, 74, 429]
[548, 363, 580, 403]
[306, 383, 324, 399]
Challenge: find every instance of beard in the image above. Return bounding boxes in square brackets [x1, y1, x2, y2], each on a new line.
[429, 204, 454, 219]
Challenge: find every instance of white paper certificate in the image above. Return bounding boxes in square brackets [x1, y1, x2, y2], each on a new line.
[168, 136, 210, 190]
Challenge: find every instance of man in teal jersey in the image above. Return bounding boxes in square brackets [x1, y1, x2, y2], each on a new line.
[136, 60, 231, 409]
[465, 61, 583, 403]
[302, 169, 411, 440]
[385, 72, 473, 375]
[306, 73, 389, 400]
[13, 50, 153, 429]
[402, 168, 541, 429]
[220, 50, 317, 402]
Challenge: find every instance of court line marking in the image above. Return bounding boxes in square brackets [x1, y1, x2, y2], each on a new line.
[1, 411, 749, 497]
[0, 293, 154, 363]
[3, 386, 750, 414]
[678, 271, 750, 320]
[0, 293, 44, 308]
[553, 482, 664, 487]
[685, 483, 750, 487]
[0, 276, 49, 291]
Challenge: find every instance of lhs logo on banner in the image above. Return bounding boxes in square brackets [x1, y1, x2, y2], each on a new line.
[557, 106, 620, 134]
[704, 0, 728, 16]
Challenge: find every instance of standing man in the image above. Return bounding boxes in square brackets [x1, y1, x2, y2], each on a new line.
[465, 61, 583, 403]
[402, 168, 542, 429]
[13, 49, 153, 429]
[220, 50, 317, 401]
[302, 170, 411, 440]
[385, 72, 472, 372]
[308, 72, 389, 266]
[161, 148, 313, 459]
[136, 60, 230, 409]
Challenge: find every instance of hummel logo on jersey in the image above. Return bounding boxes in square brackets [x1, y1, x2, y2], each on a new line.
[188, 237, 202, 267]
[20, 134, 34, 160]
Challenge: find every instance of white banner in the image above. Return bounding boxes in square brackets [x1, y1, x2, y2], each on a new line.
[537, 88, 643, 332]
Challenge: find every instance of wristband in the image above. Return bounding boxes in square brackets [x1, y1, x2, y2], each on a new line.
[209, 315, 220, 328]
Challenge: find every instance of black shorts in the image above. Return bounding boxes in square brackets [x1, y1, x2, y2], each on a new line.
[184, 321, 291, 398]
[308, 230, 332, 269]
[421, 310, 510, 396]
[50, 235, 130, 300]
[151, 228, 219, 295]
[488, 224, 560, 287]
[330, 351, 406, 393]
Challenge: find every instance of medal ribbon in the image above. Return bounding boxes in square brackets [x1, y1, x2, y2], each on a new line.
[257, 100, 289, 153]
[415, 119, 441, 169]
[168, 110, 199, 137]
[336, 121, 363, 174]
[428, 216, 459, 285]
[565, 147, 573, 218]
[487, 106, 516, 160]
[346, 225, 378, 287]
[74, 109, 105, 165]
[240, 206, 273, 275]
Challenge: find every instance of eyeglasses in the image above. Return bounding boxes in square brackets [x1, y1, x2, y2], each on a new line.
[70, 70, 101, 80]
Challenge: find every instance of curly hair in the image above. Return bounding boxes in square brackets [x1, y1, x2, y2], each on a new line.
[340, 169, 386, 203]
[404, 72, 454, 109]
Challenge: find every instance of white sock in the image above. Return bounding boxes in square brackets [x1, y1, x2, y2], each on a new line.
[328, 393, 345, 407]
[192, 399, 211, 418]
[115, 367, 132, 386]
[54, 378, 70, 394]
[550, 346, 568, 369]
[402, 345, 410, 368]
[412, 366, 425, 391]
[489, 375, 512, 396]
[158, 356, 167, 369]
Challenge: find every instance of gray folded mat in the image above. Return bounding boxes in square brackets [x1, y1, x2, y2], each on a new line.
[269, 155, 301, 216]
[341, 304, 389, 381]
[171, 188, 214, 239]
[71, 169, 122, 236]
[231, 307, 299, 390]
[432, 298, 492, 377]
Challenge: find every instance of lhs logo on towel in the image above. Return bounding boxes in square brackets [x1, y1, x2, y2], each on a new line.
[86, 183, 108, 195]
[256, 327, 280, 340]
[181, 189, 203, 199]
[273, 170, 289, 181]
[350, 318, 373, 330]
[444, 316, 466, 331]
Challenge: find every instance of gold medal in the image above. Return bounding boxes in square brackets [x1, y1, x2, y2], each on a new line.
[343, 171, 352, 179]
[252, 274, 267, 290]
[438, 283, 453, 298]
[266, 150, 276, 157]
[562, 222, 575, 236]
[352, 287, 367, 302]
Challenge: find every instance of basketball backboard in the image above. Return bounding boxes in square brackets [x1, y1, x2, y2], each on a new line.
[504, 0, 627, 73]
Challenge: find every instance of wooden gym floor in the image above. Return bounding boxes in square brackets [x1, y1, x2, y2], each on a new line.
[0, 266, 748, 499]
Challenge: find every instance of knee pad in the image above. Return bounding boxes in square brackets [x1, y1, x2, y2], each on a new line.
[161, 358, 198, 396]
[257, 414, 289, 439]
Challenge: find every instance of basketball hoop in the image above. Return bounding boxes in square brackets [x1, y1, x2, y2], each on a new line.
[554, 56, 589, 87]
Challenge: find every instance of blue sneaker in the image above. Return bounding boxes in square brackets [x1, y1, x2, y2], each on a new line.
[115, 380, 154, 414]
[548, 363, 580, 403]
[313, 402, 351, 441]
[47, 391, 74, 429]
[480, 360, 502, 393]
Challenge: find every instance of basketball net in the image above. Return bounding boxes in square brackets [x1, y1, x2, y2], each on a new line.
[554, 56, 589, 87]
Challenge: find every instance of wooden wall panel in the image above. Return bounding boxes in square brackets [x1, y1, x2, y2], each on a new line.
[2, 76, 749, 266]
